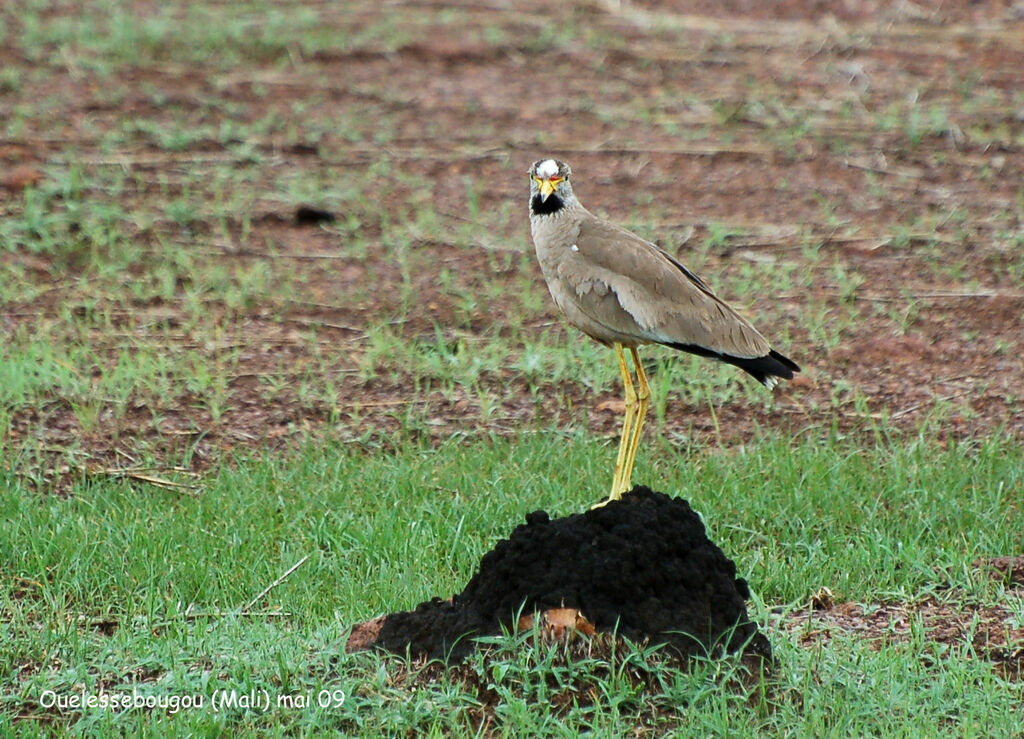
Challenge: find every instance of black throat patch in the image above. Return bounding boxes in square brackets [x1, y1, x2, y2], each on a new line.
[530, 193, 564, 216]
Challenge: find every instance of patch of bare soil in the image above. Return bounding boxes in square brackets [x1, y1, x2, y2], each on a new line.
[789, 598, 1023, 680]
[786, 556, 1024, 680]
[977, 556, 1024, 588]
[3, 0, 1024, 478]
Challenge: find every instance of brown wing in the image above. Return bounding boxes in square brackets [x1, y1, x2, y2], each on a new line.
[561, 213, 772, 359]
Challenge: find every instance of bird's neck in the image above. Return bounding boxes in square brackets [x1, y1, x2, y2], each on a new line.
[529, 199, 580, 248]
[530, 190, 581, 217]
[530, 193, 563, 216]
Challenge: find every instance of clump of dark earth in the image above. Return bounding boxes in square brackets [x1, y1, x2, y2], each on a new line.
[367, 486, 770, 664]
[293, 205, 335, 225]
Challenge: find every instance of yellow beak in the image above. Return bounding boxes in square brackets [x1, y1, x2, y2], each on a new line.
[536, 177, 559, 201]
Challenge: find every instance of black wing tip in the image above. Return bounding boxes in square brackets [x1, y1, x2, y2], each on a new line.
[665, 343, 800, 386]
[732, 350, 799, 388]
[767, 349, 800, 377]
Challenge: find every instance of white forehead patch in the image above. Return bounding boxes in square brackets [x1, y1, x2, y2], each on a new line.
[536, 159, 559, 178]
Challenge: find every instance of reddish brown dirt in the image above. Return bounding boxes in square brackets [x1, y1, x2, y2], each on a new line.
[788, 594, 1024, 680]
[776, 556, 1024, 679]
[3, 1, 1024, 481]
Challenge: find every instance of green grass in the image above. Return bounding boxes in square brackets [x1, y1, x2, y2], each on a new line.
[3, 432, 1022, 734]
[3, 0, 1024, 733]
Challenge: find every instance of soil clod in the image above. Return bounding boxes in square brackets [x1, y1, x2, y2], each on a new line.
[348, 486, 770, 663]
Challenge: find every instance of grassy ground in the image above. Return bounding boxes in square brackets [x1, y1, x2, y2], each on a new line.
[4, 435, 1023, 734]
[3, 0, 1024, 734]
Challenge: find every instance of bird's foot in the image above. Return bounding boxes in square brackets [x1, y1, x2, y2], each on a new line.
[591, 488, 626, 510]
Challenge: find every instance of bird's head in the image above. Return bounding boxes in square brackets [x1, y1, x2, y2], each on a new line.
[528, 158, 573, 215]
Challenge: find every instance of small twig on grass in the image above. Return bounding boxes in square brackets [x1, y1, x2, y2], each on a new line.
[118, 472, 202, 496]
[776, 287, 1020, 303]
[285, 317, 367, 335]
[890, 391, 971, 420]
[243, 554, 311, 611]
[896, 290, 1010, 299]
[89, 466, 202, 497]
[113, 448, 140, 466]
[849, 289, 1012, 303]
[184, 609, 292, 619]
[166, 239, 368, 261]
[50, 152, 272, 167]
[35, 446, 90, 458]
[552, 142, 776, 156]
[819, 391, 973, 422]
[843, 158, 925, 178]
[116, 465, 200, 476]
[349, 398, 434, 408]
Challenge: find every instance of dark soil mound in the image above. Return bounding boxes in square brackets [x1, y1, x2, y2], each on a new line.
[370, 486, 769, 663]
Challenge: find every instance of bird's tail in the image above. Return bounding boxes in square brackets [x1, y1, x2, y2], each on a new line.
[664, 343, 800, 388]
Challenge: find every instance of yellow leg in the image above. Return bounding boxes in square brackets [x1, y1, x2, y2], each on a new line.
[593, 341, 638, 509]
[621, 347, 651, 493]
[606, 345, 630, 501]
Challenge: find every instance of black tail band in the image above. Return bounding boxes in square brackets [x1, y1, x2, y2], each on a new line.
[664, 343, 799, 387]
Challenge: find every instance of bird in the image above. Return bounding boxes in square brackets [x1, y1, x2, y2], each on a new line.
[527, 158, 799, 505]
